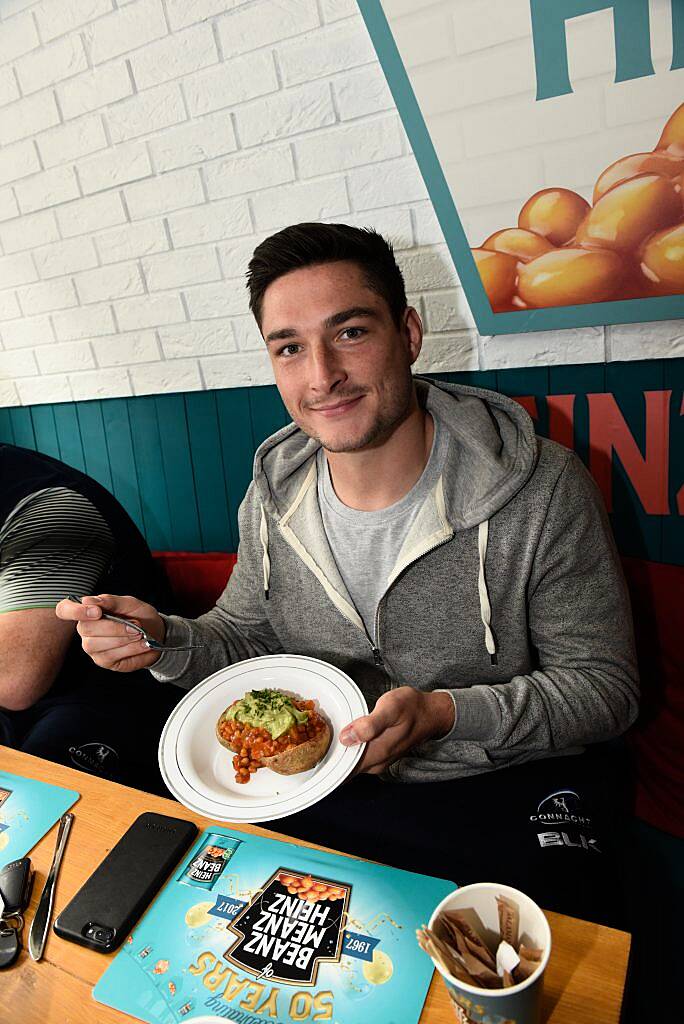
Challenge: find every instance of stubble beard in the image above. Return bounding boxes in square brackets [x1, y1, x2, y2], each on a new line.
[296, 378, 415, 454]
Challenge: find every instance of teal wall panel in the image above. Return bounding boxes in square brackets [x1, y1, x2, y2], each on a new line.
[216, 388, 255, 552]
[0, 408, 13, 444]
[155, 394, 202, 552]
[76, 402, 114, 493]
[127, 397, 173, 551]
[100, 399, 144, 531]
[30, 405, 60, 460]
[605, 361, 666, 561]
[549, 363, 606, 468]
[53, 404, 85, 472]
[10, 407, 35, 450]
[0, 363, 681, 565]
[248, 385, 289, 446]
[185, 391, 231, 551]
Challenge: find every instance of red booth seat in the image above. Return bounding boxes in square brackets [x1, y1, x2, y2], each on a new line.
[154, 551, 237, 619]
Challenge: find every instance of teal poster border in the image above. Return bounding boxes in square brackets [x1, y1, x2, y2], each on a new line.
[358, 0, 684, 335]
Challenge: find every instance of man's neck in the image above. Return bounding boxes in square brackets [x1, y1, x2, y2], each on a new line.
[324, 407, 434, 512]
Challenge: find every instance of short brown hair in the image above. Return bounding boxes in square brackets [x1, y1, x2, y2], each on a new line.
[247, 222, 407, 328]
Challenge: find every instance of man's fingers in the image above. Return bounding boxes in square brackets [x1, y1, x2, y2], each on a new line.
[340, 714, 380, 745]
[353, 735, 394, 774]
[56, 593, 145, 622]
[56, 593, 162, 673]
[77, 619, 142, 638]
[340, 699, 400, 745]
[91, 593, 148, 615]
[55, 597, 96, 621]
[82, 635, 159, 671]
[81, 634, 148, 655]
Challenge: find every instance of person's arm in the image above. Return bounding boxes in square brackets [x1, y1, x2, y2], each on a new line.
[0, 611, 76, 711]
[59, 483, 284, 688]
[342, 453, 639, 776]
[0, 486, 115, 711]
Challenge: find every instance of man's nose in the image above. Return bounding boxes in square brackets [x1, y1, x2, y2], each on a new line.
[308, 344, 345, 392]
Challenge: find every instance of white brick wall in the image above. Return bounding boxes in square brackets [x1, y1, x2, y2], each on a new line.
[94, 218, 168, 262]
[0, 141, 41, 187]
[183, 50, 278, 116]
[57, 192, 127, 238]
[57, 63, 133, 119]
[148, 111, 237, 172]
[0, 0, 679, 409]
[0, 209, 60, 254]
[52, 303, 115, 340]
[17, 278, 78, 316]
[15, 35, 88, 95]
[38, 115, 108, 169]
[84, 0, 167, 64]
[91, 329, 159, 366]
[75, 261, 145, 304]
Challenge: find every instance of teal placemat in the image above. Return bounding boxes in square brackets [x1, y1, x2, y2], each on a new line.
[94, 826, 454, 1024]
[0, 770, 79, 864]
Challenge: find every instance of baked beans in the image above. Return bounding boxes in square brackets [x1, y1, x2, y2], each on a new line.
[472, 103, 684, 309]
[277, 872, 345, 903]
[218, 699, 327, 784]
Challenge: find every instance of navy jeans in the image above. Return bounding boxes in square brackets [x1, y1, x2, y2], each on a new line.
[0, 674, 184, 796]
[270, 741, 633, 929]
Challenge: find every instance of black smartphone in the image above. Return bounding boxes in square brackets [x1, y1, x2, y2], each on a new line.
[53, 812, 197, 953]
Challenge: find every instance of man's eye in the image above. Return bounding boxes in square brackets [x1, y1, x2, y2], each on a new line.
[339, 327, 365, 340]
[277, 344, 300, 357]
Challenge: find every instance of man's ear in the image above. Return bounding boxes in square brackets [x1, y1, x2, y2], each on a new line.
[403, 306, 423, 366]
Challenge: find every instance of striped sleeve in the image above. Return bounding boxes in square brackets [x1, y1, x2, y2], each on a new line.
[0, 486, 115, 613]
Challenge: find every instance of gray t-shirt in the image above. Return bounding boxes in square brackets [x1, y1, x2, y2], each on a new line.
[317, 414, 449, 642]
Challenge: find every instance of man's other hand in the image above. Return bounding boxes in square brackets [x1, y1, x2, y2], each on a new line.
[339, 687, 455, 774]
[55, 594, 165, 672]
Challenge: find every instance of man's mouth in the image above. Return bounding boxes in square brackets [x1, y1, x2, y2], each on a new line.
[309, 395, 364, 417]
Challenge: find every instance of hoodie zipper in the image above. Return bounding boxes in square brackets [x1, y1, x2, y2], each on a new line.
[366, 532, 454, 684]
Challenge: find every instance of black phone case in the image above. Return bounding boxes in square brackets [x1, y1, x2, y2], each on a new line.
[53, 812, 197, 953]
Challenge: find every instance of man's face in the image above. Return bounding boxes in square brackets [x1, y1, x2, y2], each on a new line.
[260, 261, 422, 453]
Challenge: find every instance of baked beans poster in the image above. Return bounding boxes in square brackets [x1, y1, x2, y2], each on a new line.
[360, 0, 684, 334]
[94, 826, 454, 1024]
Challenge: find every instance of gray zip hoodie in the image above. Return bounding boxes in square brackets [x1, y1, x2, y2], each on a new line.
[153, 377, 639, 782]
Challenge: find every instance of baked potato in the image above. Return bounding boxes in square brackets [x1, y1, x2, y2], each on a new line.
[216, 689, 332, 783]
[259, 719, 331, 775]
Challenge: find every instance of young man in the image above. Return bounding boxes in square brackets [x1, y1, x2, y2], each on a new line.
[58, 224, 638, 924]
[1, 444, 180, 791]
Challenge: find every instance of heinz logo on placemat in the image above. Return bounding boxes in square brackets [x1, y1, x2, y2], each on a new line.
[225, 869, 350, 985]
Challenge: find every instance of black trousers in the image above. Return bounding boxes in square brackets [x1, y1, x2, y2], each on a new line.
[0, 675, 185, 797]
[270, 741, 633, 930]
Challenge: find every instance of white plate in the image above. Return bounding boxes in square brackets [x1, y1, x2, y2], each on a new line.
[158, 654, 368, 824]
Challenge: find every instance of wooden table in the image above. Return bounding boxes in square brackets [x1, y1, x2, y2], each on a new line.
[1, 747, 630, 1023]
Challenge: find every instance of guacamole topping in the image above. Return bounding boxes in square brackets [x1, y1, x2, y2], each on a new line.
[226, 689, 309, 739]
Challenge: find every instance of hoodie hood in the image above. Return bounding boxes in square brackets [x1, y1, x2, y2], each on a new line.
[252, 376, 539, 528]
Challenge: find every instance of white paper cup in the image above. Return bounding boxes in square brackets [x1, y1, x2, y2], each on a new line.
[428, 882, 551, 1024]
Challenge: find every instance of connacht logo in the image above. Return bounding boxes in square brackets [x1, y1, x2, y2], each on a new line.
[225, 869, 350, 986]
[69, 742, 119, 775]
[531, 789, 593, 826]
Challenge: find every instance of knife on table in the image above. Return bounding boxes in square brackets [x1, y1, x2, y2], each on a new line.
[28, 812, 74, 962]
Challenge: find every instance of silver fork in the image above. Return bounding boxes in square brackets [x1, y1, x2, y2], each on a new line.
[67, 595, 204, 652]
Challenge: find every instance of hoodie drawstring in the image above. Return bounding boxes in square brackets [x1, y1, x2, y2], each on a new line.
[478, 520, 497, 665]
[260, 503, 271, 600]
